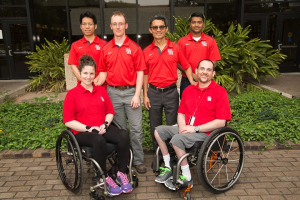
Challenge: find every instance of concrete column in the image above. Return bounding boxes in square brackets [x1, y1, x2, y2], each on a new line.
[64, 53, 77, 91]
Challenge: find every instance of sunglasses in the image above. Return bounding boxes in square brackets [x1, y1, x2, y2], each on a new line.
[150, 25, 167, 31]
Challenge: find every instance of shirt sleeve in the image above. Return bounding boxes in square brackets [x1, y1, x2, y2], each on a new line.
[68, 43, 78, 66]
[209, 39, 221, 61]
[177, 46, 191, 70]
[97, 49, 107, 74]
[215, 88, 231, 121]
[143, 50, 149, 75]
[63, 91, 76, 123]
[134, 47, 147, 72]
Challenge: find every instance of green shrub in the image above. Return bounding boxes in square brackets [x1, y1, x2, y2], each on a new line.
[26, 38, 70, 92]
[166, 16, 286, 94]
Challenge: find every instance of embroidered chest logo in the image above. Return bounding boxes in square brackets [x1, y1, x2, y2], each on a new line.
[78, 46, 83, 49]
[126, 48, 131, 54]
[168, 49, 173, 55]
[201, 41, 207, 47]
[95, 45, 101, 50]
[207, 96, 212, 101]
[100, 97, 104, 102]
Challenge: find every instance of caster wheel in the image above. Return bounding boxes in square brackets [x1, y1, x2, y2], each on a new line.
[183, 192, 191, 200]
[132, 175, 139, 188]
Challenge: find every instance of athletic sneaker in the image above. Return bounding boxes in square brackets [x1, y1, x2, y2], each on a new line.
[116, 171, 133, 193]
[155, 167, 172, 183]
[164, 175, 193, 191]
[105, 176, 122, 196]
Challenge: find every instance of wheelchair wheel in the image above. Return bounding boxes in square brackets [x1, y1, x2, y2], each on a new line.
[56, 130, 84, 193]
[197, 127, 245, 193]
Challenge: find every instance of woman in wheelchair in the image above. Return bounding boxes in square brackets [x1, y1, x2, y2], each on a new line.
[63, 55, 132, 196]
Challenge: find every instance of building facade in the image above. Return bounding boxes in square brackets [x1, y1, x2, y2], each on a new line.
[0, 0, 299, 79]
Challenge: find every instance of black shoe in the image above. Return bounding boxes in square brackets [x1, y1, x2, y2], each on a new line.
[134, 164, 147, 174]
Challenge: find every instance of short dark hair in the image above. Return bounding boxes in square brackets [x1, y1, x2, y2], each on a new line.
[197, 59, 215, 71]
[80, 11, 97, 24]
[149, 14, 168, 28]
[190, 12, 205, 22]
[111, 11, 126, 23]
[78, 55, 96, 72]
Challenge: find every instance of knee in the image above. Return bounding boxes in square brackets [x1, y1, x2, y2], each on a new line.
[154, 129, 161, 141]
[119, 129, 129, 143]
[93, 135, 106, 147]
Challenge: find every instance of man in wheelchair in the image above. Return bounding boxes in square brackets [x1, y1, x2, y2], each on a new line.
[154, 59, 231, 190]
[63, 55, 132, 196]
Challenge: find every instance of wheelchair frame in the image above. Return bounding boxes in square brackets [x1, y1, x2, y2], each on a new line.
[56, 129, 138, 200]
[153, 127, 245, 200]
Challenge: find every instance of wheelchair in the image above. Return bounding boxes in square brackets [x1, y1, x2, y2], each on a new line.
[55, 126, 138, 200]
[152, 127, 245, 200]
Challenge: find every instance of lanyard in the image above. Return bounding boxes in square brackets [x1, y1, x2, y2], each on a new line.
[192, 87, 207, 117]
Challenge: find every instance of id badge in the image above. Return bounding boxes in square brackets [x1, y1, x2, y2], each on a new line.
[189, 116, 195, 126]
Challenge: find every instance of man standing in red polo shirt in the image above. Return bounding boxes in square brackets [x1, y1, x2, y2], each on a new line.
[95, 11, 147, 174]
[143, 15, 195, 152]
[68, 11, 107, 81]
[178, 12, 221, 98]
[153, 59, 231, 190]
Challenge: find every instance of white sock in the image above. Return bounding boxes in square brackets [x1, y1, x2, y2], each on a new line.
[181, 164, 191, 181]
[163, 154, 171, 169]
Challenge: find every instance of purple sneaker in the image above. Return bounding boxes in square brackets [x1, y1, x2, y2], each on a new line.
[116, 171, 133, 193]
[106, 176, 122, 196]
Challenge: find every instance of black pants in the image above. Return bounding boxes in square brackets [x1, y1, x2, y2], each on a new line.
[148, 86, 179, 151]
[74, 125, 130, 174]
[180, 76, 191, 99]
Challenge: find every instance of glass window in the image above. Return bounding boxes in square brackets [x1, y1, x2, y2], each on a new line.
[207, 0, 238, 33]
[245, 2, 300, 13]
[0, 21, 9, 79]
[0, 0, 25, 5]
[69, 0, 101, 42]
[0, 7, 26, 17]
[33, 0, 68, 46]
[138, 0, 170, 49]
[104, 0, 137, 43]
[174, 0, 205, 20]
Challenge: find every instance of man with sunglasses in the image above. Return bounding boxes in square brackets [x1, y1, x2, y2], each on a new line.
[143, 14, 195, 152]
[68, 11, 107, 82]
[178, 12, 221, 99]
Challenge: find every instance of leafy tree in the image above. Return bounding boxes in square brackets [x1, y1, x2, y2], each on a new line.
[26, 38, 70, 92]
[166, 16, 286, 93]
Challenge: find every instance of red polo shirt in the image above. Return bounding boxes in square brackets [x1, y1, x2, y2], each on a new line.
[97, 36, 146, 86]
[63, 82, 115, 134]
[143, 39, 191, 88]
[178, 80, 231, 135]
[68, 35, 107, 77]
[178, 32, 221, 77]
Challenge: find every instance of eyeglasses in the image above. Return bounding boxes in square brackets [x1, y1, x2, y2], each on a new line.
[150, 25, 167, 31]
[111, 23, 125, 27]
[81, 23, 94, 26]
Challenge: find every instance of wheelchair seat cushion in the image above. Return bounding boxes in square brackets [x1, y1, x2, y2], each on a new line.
[81, 143, 118, 158]
[185, 141, 203, 153]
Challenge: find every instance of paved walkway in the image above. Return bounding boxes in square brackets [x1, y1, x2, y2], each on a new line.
[0, 150, 300, 200]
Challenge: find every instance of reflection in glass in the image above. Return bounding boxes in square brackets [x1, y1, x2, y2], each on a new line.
[33, 0, 68, 46]
[245, 2, 300, 13]
[245, 19, 262, 39]
[0, 7, 27, 17]
[268, 15, 276, 46]
[0, 0, 25, 5]
[174, 0, 204, 19]
[0, 22, 9, 79]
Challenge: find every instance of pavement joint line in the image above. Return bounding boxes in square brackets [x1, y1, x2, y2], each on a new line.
[0, 140, 299, 159]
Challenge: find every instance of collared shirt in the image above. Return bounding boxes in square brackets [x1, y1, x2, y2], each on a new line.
[143, 39, 190, 88]
[97, 35, 146, 86]
[178, 80, 231, 135]
[68, 35, 107, 77]
[63, 82, 115, 134]
[178, 32, 221, 77]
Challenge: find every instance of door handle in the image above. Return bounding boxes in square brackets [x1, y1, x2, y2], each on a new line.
[278, 44, 282, 51]
[8, 50, 13, 56]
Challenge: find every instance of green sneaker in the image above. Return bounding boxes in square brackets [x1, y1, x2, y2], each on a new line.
[164, 175, 193, 190]
[155, 167, 172, 183]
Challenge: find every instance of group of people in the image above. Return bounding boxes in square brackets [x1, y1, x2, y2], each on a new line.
[63, 10, 231, 196]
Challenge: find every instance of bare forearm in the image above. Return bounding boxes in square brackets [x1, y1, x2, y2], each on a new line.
[184, 67, 195, 84]
[143, 75, 149, 97]
[177, 113, 186, 127]
[71, 65, 81, 80]
[177, 64, 185, 74]
[104, 114, 114, 126]
[65, 120, 88, 132]
[135, 71, 144, 97]
[198, 119, 226, 133]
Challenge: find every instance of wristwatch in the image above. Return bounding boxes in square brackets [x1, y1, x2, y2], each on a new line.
[104, 121, 109, 130]
[194, 126, 200, 133]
